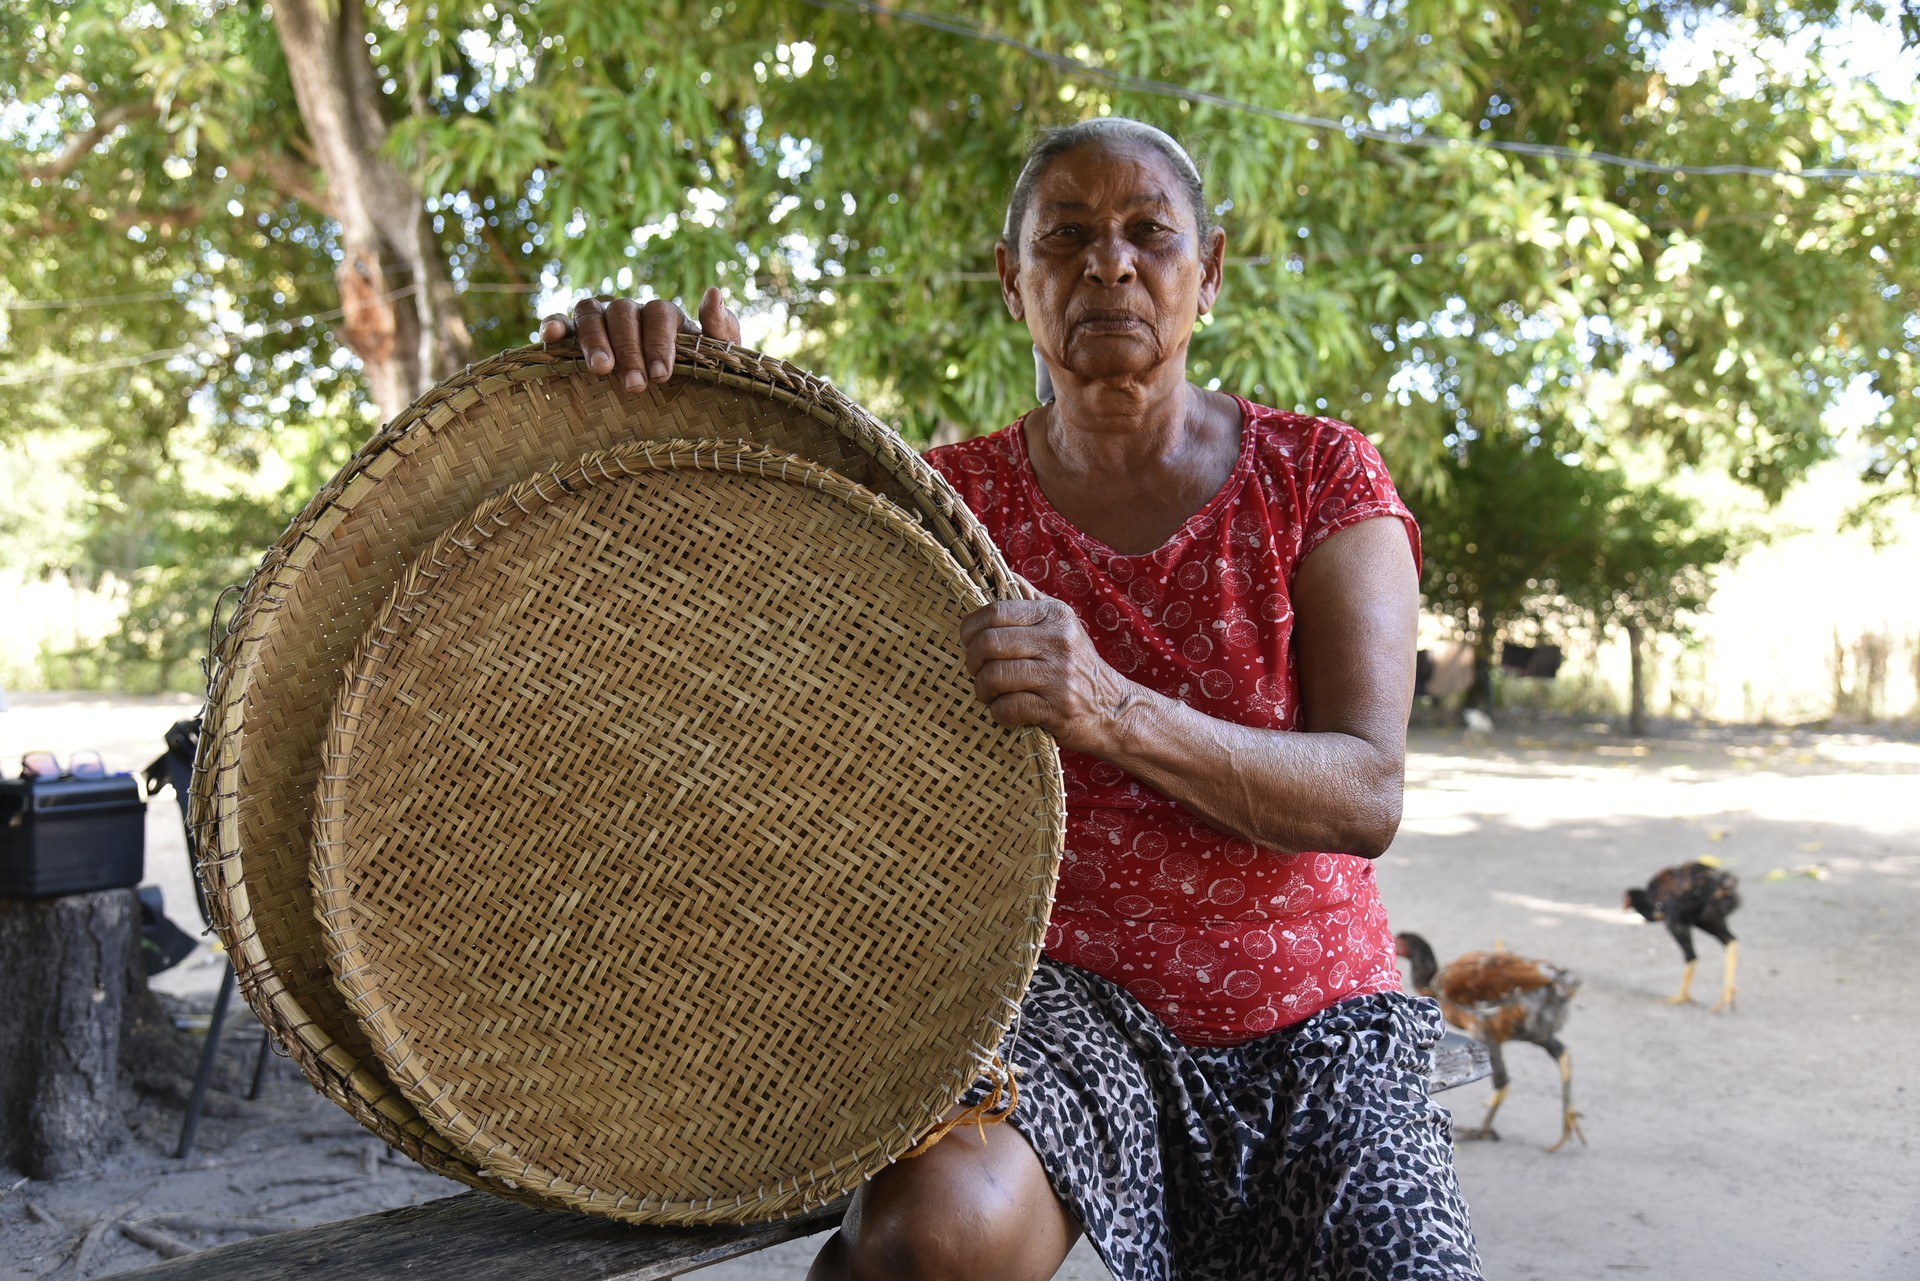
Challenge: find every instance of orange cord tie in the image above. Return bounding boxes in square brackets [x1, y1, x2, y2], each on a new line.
[900, 1054, 1020, 1159]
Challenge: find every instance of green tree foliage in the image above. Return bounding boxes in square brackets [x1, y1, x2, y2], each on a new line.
[1579, 480, 1744, 731]
[2, 0, 1915, 688]
[1418, 431, 1616, 710]
[1417, 428, 1742, 714]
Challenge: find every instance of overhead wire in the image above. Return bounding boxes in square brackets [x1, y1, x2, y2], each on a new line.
[796, 0, 1920, 183]
[1, 275, 541, 313]
[2, 199, 1897, 371]
[0, 284, 422, 388]
[6, 6, 1912, 354]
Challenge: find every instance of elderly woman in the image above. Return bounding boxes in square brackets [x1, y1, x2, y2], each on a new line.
[543, 117, 1480, 1281]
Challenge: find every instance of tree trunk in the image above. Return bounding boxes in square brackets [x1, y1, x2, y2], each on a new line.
[0, 890, 135, 1178]
[272, 0, 472, 424]
[1626, 620, 1648, 737]
[1466, 632, 1497, 714]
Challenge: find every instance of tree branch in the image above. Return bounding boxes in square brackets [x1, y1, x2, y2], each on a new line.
[21, 102, 160, 182]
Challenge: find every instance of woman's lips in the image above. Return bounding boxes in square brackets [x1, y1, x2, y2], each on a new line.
[1074, 312, 1145, 335]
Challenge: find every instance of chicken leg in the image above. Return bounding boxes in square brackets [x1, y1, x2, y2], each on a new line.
[1544, 1041, 1585, 1152]
[1666, 958, 1697, 1005]
[1457, 1040, 1508, 1141]
[1710, 939, 1739, 1013]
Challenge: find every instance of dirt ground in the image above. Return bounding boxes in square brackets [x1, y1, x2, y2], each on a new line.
[1, 693, 1916, 1280]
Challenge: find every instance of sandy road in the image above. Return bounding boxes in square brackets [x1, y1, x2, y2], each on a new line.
[1, 697, 1914, 1279]
[1380, 725, 1920, 1281]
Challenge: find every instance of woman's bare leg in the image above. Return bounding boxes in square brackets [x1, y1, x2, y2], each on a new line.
[806, 1120, 1079, 1281]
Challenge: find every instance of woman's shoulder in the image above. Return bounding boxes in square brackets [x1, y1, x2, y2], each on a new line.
[1235, 398, 1395, 485]
[1237, 397, 1374, 453]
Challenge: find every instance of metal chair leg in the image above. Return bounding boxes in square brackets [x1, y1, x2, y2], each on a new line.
[177, 963, 236, 1159]
[248, 1027, 272, 1100]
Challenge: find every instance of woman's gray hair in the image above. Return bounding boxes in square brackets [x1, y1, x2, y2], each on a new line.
[1001, 117, 1215, 252]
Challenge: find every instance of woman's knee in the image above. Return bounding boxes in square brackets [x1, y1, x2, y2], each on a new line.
[831, 1129, 1073, 1281]
[840, 1174, 1008, 1280]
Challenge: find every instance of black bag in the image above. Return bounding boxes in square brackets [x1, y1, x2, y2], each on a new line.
[0, 772, 146, 898]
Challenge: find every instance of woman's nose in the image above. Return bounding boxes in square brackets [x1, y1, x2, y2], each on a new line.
[1084, 234, 1136, 285]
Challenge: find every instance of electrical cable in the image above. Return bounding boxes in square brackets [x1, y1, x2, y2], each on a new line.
[797, 0, 1920, 183]
[0, 275, 540, 313]
[0, 285, 421, 388]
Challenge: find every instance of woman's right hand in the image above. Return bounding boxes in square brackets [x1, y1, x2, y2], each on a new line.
[538, 286, 742, 394]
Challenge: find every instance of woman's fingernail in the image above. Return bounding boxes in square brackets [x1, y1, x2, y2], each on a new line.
[623, 371, 644, 391]
[649, 361, 669, 382]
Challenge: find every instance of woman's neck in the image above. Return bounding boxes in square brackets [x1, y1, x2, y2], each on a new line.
[1023, 381, 1242, 555]
[1039, 377, 1203, 474]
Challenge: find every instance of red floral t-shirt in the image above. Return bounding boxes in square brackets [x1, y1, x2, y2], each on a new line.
[927, 398, 1421, 1047]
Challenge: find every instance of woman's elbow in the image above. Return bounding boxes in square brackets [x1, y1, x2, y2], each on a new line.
[1346, 793, 1402, 859]
[1341, 755, 1405, 859]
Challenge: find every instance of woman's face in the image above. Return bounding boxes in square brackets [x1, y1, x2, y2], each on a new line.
[997, 141, 1225, 391]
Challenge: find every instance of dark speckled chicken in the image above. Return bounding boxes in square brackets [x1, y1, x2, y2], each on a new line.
[1396, 933, 1585, 1152]
[1626, 860, 1741, 1011]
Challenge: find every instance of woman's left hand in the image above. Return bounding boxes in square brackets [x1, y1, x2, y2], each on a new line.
[959, 597, 1140, 753]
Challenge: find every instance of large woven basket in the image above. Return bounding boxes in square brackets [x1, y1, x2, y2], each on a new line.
[190, 339, 1055, 1196]
[308, 441, 1060, 1222]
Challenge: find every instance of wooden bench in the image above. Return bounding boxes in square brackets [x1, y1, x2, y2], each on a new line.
[113, 1034, 1489, 1280]
[108, 1193, 849, 1281]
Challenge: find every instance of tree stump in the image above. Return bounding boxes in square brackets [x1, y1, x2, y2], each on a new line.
[0, 888, 135, 1178]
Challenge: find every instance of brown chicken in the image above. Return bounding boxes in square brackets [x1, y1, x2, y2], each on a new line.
[1625, 860, 1740, 1011]
[1395, 933, 1585, 1152]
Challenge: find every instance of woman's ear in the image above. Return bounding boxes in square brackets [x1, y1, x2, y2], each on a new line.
[1197, 226, 1226, 317]
[995, 240, 1026, 322]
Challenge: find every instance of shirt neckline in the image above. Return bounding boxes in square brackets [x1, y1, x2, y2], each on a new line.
[1010, 394, 1256, 562]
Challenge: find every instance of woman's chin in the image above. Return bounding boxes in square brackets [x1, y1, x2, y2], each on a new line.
[1057, 341, 1170, 386]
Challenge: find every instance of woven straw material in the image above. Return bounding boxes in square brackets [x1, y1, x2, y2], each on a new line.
[310, 441, 1062, 1224]
[191, 340, 1029, 1183]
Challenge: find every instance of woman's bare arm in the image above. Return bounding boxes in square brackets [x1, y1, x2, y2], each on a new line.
[962, 517, 1418, 858]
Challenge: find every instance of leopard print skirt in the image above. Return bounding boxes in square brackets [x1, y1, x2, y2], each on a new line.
[967, 958, 1483, 1281]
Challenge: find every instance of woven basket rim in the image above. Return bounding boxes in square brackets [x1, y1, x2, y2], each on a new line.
[309, 440, 1059, 1223]
[188, 337, 1051, 1201]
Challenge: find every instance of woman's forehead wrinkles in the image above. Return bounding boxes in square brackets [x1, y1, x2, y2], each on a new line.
[1044, 185, 1175, 215]
[1039, 189, 1177, 215]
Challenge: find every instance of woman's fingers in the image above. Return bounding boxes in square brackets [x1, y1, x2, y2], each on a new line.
[958, 596, 1136, 752]
[971, 657, 1063, 702]
[699, 286, 743, 344]
[605, 298, 650, 389]
[958, 598, 1064, 649]
[572, 298, 616, 375]
[638, 298, 692, 385]
[544, 291, 737, 391]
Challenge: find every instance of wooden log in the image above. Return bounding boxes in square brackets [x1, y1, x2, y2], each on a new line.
[0, 888, 135, 1178]
[106, 1191, 848, 1281]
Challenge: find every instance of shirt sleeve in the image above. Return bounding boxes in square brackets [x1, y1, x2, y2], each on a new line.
[1296, 419, 1422, 575]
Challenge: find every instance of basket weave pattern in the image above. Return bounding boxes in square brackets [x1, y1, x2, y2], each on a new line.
[189, 340, 1058, 1215]
[308, 442, 1059, 1222]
